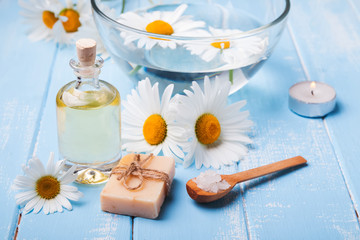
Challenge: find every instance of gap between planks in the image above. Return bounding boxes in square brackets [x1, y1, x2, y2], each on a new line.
[9, 4, 360, 239]
[323, 119, 360, 224]
[287, 20, 360, 227]
[240, 184, 252, 240]
[13, 213, 22, 240]
[8, 44, 59, 240]
[347, 0, 360, 22]
[132, 217, 134, 240]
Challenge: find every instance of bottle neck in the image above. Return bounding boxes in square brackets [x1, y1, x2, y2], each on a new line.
[74, 68, 101, 89]
[70, 56, 104, 89]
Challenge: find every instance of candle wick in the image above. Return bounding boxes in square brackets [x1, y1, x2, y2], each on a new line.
[311, 90, 314, 96]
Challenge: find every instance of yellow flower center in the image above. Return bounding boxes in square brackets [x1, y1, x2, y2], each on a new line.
[146, 20, 174, 35]
[36, 175, 61, 200]
[59, 9, 81, 33]
[42, 11, 58, 29]
[195, 113, 221, 145]
[211, 41, 230, 49]
[143, 114, 167, 145]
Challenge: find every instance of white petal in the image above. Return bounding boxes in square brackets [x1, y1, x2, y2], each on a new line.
[160, 84, 174, 114]
[61, 173, 78, 185]
[15, 190, 37, 205]
[183, 142, 197, 168]
[201, 49, 218, 62]
[167, 4, 187, 24]
[43, 200, 50, 214]
[122, 140, 154, 153]
[54, 197, 64, 213]
[61, 188, 83, 201]
[54, 159, 66, 177]
[195, 147, 205, 169]
[57, 194, 73, 210]
[145, 40, 157, 50]
[33, 198, 45, 214]
[151, 145, 163, 156]
[28, 157, 46, 177]
[166, 138, 185, 158]
[59, 165, 77, 182]
[23, 196, 41, 214]
[12, 176, 35, 189]
[222, 133, 252, 143]
[22, 165, 39, 180]
[46, 152, 55, 175]
[61, 184, 79, 192]
[49, 199, 57, 214]
[122, 134, 146, 141]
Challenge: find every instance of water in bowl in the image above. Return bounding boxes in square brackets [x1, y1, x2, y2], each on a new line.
[109, 3, 269, 94]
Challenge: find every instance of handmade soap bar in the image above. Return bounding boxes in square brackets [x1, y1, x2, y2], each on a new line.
[100, 153, 175, 219]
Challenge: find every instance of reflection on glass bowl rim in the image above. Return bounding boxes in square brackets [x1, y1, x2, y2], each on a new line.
[91, 0, 290, 94]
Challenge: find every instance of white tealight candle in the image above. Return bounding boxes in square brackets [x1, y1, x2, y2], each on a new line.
[289, 81, 336, 118]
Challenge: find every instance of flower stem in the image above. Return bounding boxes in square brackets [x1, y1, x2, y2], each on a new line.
[229, 69, 234, 84]
[121, 0, 125, 13]
[129, 65, 142, 75]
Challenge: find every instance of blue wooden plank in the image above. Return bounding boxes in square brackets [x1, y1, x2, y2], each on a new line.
[288, 0, 360, 217]
[348, 0, 360, 19]
[2, 0, 360, 239]
[0, 0, 58, 239]
[231, 15, 360, 239]
[134, 165, 248, 240]
[16, 46, 135, 239]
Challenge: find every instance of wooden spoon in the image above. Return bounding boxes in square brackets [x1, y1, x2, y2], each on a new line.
[186, 156, 307, 203]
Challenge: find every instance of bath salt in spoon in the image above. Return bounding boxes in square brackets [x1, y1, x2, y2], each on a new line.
[186, 156, 307, 203]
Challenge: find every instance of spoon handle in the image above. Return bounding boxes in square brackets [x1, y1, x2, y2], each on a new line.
[228, 156, 307, 184]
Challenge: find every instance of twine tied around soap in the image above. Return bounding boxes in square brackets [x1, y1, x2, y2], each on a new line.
[110, 154, 171, 195]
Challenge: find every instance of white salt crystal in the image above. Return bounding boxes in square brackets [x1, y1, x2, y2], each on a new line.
[193, 170, 231, 193]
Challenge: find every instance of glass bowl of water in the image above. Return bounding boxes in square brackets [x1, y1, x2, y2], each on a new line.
[91, 0, 290, 94]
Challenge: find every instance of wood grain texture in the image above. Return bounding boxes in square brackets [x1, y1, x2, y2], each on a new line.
[288, 0, 360, 219]
[232, 20, 360, 239]
[0, 1, 57, 239]
[134, 165, 248, 240]
[1, 0, 360, 239]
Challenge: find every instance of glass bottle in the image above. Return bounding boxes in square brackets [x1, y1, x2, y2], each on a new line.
[56, 39, 121, 184]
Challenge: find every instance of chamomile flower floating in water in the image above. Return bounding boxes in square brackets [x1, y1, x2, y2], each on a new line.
[12, 152, 83, 215]
[122, 78, 185, 161]
[117, 4, 206, 50]
[185, 27, 268, 67]
[176, 76, 253, 169]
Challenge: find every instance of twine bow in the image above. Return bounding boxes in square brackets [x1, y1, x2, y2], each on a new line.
[111, 154, 171, 194]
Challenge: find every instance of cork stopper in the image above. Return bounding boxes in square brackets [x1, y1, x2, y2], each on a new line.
[76, 38, 97, 67]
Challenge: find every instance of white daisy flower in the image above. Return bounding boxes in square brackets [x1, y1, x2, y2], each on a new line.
[185, 27, 268, 67]
[175, 76, 253, 169]
[19, 0, 102, 45]
[18, 0, 63, 42]
[122, 78, 185, 161]
[117, 4, 206, 50]
[52, 0, 93, 44]
[12, 152, 83, 215]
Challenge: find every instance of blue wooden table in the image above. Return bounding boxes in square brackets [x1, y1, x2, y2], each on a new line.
[2, 0, 360, 239]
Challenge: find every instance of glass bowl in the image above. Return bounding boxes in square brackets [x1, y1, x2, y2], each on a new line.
[91, 0, 290, 94]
